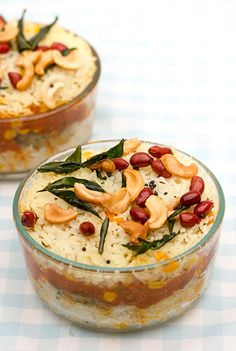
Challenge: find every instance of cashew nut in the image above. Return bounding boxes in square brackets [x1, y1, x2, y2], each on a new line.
[16, 51, 41, 91]
[53, 49, 80, 70]
[119, 220, 147, 243]
[41, 76, 65, 109]
[102, 188, 131, 214]
[90, 159, 116, 174]
[74, 183, 109, 205]
[44, 203, 77, 224]
[123, 168, 144, 201]
[0, 23, 18, 42]
[35, 50, 55, 76]
[160, 154, 198, 178]
[145, 195, 168, 230]
[123, 138, 141, 155]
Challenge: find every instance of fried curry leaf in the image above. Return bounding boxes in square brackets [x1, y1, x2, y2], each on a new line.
[65, 145, 81, 162]
[37, 139, 125, 174]
[98, 217, 110, 254]
[17, 9, 58, 52]
[37, 161, 80, 174]
[17, 10, 32, 52]
[81, 139, 125, 168]
[61, 47, 76, 56]
[47, 188, 101, 219]
[167, 205, 188, 222]
[40, 176, 106, 193]
[123, 232, 178, 255]
[28, 17, 58, 49]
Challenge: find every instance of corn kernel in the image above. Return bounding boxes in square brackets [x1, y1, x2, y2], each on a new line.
[103, 291, 117, 302]
[162, 260, 179, 273]
[135, 257, 149, 264]
[148, 280, 167, 289]
[155, 251, 169, 261]
[82, 151, 93, 160]
[33, 24, 40, 34]
[18, 128, 30, 135]
[116, 322, 128, 330]
[4, 129, 16, 140]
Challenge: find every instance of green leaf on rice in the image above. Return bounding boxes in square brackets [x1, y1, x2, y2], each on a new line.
[39, 176, 106, 193]
[17, 9, 58, 52]
[122, 232, 178, 255]
[98, 217, 110, 254]
[65, 145, 82, 163]
[37, 139, 126, 174]
[82, 139, 125, 168]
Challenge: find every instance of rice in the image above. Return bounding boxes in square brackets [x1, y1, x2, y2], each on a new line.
[0, 20, 97, 117]
[20, 141, 219, 268]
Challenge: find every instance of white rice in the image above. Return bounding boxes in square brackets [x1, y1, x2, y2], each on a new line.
[0, 21, 97, 117]
[20, 141, 219, 268]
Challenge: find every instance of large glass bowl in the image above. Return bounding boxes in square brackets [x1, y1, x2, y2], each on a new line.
[13, 140, 225, 332]
[0, 45, 100, 179]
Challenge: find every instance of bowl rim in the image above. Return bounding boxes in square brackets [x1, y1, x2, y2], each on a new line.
[13, 139, 225, 273]
[0, 36, 100, 124]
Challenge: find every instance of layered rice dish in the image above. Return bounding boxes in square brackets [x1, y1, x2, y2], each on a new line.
[16, 139, 222, 330]
[0, 11, 99, 174]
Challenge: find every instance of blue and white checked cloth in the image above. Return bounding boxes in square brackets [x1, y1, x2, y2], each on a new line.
[0, 0, 235, 350]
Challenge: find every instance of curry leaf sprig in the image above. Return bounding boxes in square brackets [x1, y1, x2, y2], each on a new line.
[167, 205, 188, 222]
[37, 139, 125, 174]
[39, 176, 106, 193]
[17, 9, 58, 52]
[123, 233, 178, 255]
[65, 145, 81, 162]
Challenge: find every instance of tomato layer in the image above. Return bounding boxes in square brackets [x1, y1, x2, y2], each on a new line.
[0, 91, 95, 153]
[24, 239, 218, 309]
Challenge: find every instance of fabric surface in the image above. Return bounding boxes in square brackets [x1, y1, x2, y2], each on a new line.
[0, 0, 235, 350]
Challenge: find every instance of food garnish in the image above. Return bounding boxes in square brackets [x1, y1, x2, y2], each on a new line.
[44, 188, 101, 218]
[44, 203, 77, 224]
[32, 139, 215, 257]
[17, 9, 58, 52]
[98, 217, 110, 254]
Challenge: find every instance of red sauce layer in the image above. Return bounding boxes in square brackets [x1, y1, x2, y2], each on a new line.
[24, 238, 218, 309]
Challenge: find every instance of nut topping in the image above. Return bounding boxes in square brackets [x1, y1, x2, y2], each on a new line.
[160, 154, 198, 178]
[123, 138, 141, 155]
[123, 168, 144, 201]
[52, 49, 80, 70]
[0, 23, 18, 42]
[44, 203, 77, 224]
[74, 183, 109, 205]
[145, 195, 168, 230]
[16, 51, 41, 90]
[41, 76, 65, 109]
[35, 50, 55, 76]
[102, 188, 131, 215]
[119, 220, 147, 243]
[89, 159, 116, 174]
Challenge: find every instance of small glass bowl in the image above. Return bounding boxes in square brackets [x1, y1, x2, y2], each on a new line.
[13, 140, 225, 332]
[0, 45, 100, 179]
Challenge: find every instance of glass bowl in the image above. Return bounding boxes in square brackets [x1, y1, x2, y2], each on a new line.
[0, 45, 100, 179]
[13, 140, 225, 332]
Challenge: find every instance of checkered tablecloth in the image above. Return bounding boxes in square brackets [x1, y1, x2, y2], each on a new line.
[0, 0, 236, 350]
